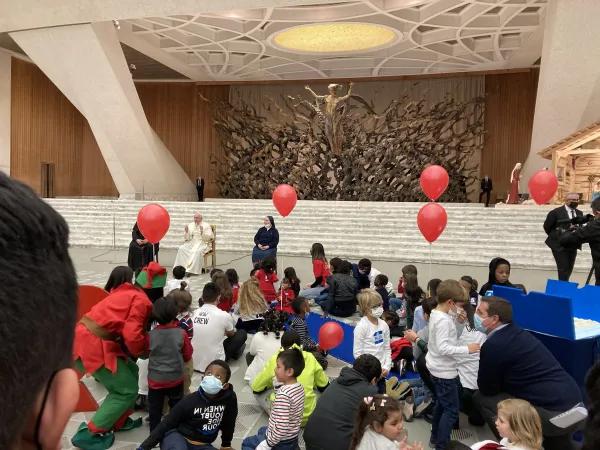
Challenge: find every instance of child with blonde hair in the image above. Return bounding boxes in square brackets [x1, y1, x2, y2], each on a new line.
[350, 395, 423, 450]
[354, 289, 391, 394]
[233, 277, 268, 332]
[471, 399, 542, 450]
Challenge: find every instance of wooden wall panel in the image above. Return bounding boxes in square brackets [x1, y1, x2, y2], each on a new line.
[10, 58, 117, 197]
[136, 82, 229, 198]
[482, 70, 539, 202]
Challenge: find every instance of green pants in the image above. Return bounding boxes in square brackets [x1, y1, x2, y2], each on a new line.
[75, 357, 139, 432]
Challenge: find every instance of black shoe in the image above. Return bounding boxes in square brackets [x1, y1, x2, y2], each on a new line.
[424, 412, 434, 424]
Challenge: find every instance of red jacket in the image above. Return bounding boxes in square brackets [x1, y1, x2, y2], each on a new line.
[73, 283, 153, 374]
[254, 269, 279, 302]
[277, 288, 295, 314]
[391, 337, 412, 361]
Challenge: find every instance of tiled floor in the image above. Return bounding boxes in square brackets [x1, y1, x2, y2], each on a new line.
[67, 247, 496, 449]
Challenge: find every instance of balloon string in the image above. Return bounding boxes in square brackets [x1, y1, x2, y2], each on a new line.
[429, 243, 432, 282]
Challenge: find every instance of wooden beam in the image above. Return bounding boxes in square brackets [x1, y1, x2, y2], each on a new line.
[196, 68, 531, 86]
[568, 149, 600, 155]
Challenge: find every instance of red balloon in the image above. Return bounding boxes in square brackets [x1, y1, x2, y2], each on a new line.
[528, 170, 558, 205]
[272, 184, 297, 217]
[420, 165, 449, 201]
[137, 204, 171, 244]
[318, 321, 344, 350]
[417, 203, 448, 243]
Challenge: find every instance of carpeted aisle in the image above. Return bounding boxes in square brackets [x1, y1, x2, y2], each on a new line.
[305, 313, 419, 380]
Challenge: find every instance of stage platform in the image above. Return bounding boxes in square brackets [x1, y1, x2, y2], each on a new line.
[47, 198, 594, 274]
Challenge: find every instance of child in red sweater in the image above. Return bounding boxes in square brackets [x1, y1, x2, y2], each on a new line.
[300, 243, 331, 300]
[254, 255, 279, 303]
[277, 278, 295, 313]
[226, 268, 240, 305]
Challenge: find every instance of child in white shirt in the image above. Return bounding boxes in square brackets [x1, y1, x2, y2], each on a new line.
[167, 265, 190, 295]
[426, 280, 480, 450]
[353, 289, 391, 394]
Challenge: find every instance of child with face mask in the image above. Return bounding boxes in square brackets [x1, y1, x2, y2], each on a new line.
[478, 258, 515, 297]
[354, 289, 392, 395]
[137, 360, 238, 450]
[426, 280, 480, 450]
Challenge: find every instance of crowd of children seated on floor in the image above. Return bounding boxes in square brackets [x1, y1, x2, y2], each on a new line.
[109, 242, 573, 450]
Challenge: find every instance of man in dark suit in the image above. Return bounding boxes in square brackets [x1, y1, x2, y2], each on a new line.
[473, 297, 582, 450]
[196, 176, 204, 202]
[479, 175, 493, 207]
[544, 193, 583, 281]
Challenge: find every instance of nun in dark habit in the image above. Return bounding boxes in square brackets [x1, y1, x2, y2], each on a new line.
[252, 216, 279, 264]
[127, 222, 160, 271]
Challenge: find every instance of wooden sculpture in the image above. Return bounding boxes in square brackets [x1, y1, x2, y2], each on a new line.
[201, 84, 484, 202]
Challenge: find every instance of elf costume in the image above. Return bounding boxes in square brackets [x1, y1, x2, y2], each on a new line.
[137, 261, 167, 304]
[71, 282, 153, 450]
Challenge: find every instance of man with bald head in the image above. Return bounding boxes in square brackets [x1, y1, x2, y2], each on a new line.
[543, 192, 583, 281]
[173, 213, 214, 275]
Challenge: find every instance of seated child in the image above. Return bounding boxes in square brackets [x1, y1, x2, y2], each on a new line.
[303, 354, 380, 450]
[245, 310, 289, 386]
[138, 360, 238, 450]
[353, 289, 391, 395]
[413, 278, 442, 333]
[291, 296, 328, 370]
[459, 276, 479, 307]
[145, 297, 193, 431]
[191, 282, 247, 372]
[381, 311, 413, 378]
[169, 285, 194, 394]
[213, 271, 234, 312]
[284, 267, 301, 298]
[226, 268, 240, 304]
[242, 348, 306, 450]
[478, 258, 515, 296]
[471, 399, 542, 450]
[251, 330, 329, 426]
[374, 274, 392, 311]
[350, 395, 423, 450]
[232, 277, 269, 332]
[277, 278, 295, 314]
[167, 265, 190, 294]
[254, 256, 279, 303]
[321, 259, 357, 318]
[396, 264, 418, 299]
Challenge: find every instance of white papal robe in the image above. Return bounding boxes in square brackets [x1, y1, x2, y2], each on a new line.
[173, 221, 214, 274]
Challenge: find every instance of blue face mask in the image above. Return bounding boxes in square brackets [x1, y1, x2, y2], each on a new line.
[474, 313, 488, 333]
[200, 375, 223, 395]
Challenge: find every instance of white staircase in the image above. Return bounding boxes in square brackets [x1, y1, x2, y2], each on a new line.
[45, 198, 594, 271]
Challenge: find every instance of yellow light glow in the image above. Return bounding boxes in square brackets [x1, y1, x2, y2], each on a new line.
[273, 23, 397, 53]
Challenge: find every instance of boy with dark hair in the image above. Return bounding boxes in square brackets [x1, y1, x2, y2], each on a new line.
[427, 280, 480, 449]
[303, 354, 381, 450]
[167, 265, 189, 293]
[374, 273, 391, 311]
[191, 282, 247, 372]
[146, 297, 193, 431]
[291, 296, 328, 369]
[138, 360, 238, 450]
[355, 258, 394, 292]
[252, 330, 329, 426]
[0, 173, 80, 450]
[243, 348, 306, 450]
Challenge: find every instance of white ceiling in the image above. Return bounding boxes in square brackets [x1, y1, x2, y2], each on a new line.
[122, 0, 547, 81]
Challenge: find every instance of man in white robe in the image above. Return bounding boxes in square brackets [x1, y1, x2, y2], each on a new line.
[173, 213, 214, 275]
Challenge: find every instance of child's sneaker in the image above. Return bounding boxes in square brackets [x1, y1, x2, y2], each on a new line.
[403, 396, 415, 422]
[414, 397, 433, 418]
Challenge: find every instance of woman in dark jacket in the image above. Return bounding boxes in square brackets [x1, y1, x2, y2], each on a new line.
[321, 260, 358, 318]
[128, 221, 159, 271]
[252, 216, 279, 264]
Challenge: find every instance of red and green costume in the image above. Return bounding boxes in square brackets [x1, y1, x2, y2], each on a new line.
[72, 283, 153, 450]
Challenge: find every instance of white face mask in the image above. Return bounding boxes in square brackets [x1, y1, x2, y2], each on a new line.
[371, 306, 383, 317]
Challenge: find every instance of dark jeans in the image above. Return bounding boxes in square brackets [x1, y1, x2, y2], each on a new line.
[416, 353, 436, 398]
[377, 377, 386, 394]
[473, 391, 582, 450]
[552, 248, 578, 281]
[431, 376, 460, 450]
[242, 426, 299, 450]
[148, 384, 184, 431]
[461, 387, 485, 426]
[479, 190, 491, 207]
[224, 329, 248, 361]
[320, 298, 356, 318]
[161, 430, 216, 450]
